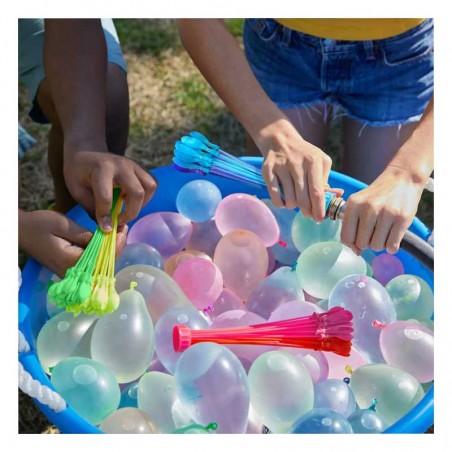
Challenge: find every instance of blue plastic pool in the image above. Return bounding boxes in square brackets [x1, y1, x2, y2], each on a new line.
[18, 158, 433, 434]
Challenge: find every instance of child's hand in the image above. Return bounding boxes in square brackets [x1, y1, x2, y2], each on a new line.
[63, 151, 157, 232]
[340, 166, 425, 254]
[258, 119, 333, 222]
[19, 209, 128, 278]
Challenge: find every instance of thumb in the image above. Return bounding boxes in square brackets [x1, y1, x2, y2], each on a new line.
[57, 216, 93, 249]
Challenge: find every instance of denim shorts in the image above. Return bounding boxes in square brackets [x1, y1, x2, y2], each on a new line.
[18, 19, 127, 124]
[243, 19, 434, 126]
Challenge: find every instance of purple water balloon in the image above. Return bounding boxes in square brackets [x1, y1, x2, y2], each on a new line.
[127, 212, 193, 259]
[371, 253, 405, 286]
[268, 300, 323, 322]
[209, 288, 245, 320]
[175, 342, 250, 433]
[328, 274, 397, 363]
[246, 266, 305, 319]
[185, 219, 222, 258]
[215, 193, 280, 247]
[115, 243, 164, 273]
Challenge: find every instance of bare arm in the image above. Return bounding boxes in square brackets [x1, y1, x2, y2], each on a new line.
[44, 19, 108, 152]
[178, 19, 332, 221]
[43, 20, 157, 230]
[341, 97, 434, 254]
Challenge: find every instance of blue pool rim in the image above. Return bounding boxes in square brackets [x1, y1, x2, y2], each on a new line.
[18, 158, 433, 434]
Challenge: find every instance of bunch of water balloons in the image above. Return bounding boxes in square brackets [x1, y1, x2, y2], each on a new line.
[37, 178, 433, 434]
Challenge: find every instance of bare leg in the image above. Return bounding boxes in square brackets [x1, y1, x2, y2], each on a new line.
[36, 62, 130, 212]
[342, 117, 418, 184]
[246, 103, 332, 154]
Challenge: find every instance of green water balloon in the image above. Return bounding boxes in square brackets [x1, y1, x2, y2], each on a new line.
[37, 311, 98, 374]
[296, 241, 367, 299]
[50, 357, 120, 426]
[349, 363, 425, 427]
[99, 407, 157, 433]
[90, 284, 155, 384]
[291, 212, 341, 253]
[248, 351, 314, 433]
[385, 274, 434, 322]
[137, 371, 192, 433]
[115, 264, 191, 324]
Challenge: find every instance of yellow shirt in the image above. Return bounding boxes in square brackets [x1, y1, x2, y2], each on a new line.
[275, 19, 425, 41]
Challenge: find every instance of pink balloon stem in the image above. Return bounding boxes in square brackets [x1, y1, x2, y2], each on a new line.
[173, 307, 354, 356]
[278, 239, 288, 248]
[372, 320, 386, 329]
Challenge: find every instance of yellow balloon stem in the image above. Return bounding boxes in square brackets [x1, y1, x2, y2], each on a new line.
[129, 281, 138, 291]
[345, 365, 353, 375]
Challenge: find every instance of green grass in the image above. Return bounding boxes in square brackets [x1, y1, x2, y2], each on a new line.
[114, 19, 180, 57]
[225, 19, 244, 37]
[171, 75, 220, 118]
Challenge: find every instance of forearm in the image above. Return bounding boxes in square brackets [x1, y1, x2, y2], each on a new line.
[384, 97, 434, 186]
[43, 19, 108, 152]
[177, 19, 287, 145]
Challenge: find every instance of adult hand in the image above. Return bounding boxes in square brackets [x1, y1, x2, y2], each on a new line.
[258, 120, 333, 221]
[19, 209, 128, 278]
[63, 151, 157, 232]
[340, 166, 425, 254]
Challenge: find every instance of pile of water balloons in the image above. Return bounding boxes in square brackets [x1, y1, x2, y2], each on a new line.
[38, 178, 433, 434]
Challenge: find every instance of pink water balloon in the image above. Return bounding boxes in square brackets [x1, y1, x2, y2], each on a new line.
[323, 347, 368, 380]
[164, 250, 211, 276]
[127, 212, 193, 259]
[214, 230, 268, 300]
[377, 320, 434, 383]
[172, 257, 223, 310]
[371, 253, 405, 286]
[215, 193, 280, 247]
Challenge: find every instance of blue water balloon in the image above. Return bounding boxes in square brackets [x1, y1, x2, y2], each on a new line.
[176, 179, 222, 222]
[290, 408, 353, 434]
[115, 243, 164, 273]
[313, 379, 356, 417]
